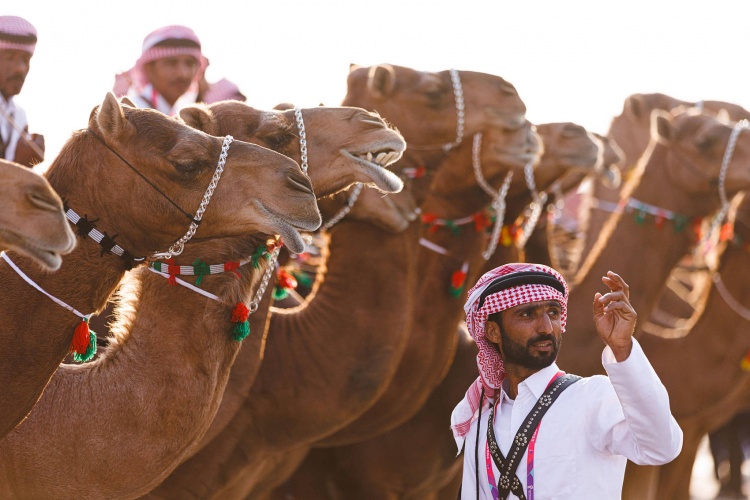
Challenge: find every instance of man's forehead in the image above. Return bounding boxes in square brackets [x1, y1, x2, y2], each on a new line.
[0, 49, 31, 58]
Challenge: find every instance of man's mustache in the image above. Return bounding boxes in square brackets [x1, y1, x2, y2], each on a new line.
[526, 333, 556, 348]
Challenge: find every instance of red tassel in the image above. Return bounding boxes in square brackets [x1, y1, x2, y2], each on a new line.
[231, 302, 250, 323]
[277, 269, 298, 290]
[224, 261, 242, 279]
[71, 318, 91, 354]
[720, 222, 734, 243]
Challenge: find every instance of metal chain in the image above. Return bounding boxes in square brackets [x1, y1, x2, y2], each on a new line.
[444, 68, 466, 152]
[517, 160, 548, 248]
[322, 183, 364, 231]
[151, 135, 234, 260]
[248, 246, 281, 312]
[699, 119, 748, 251]
[293, 107, 309, 174]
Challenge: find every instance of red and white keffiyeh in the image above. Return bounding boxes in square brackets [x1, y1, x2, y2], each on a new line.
[0, 16, 37, 55]
[451, 263, 568, 449]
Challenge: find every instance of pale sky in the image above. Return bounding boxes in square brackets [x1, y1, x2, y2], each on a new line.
[8, 0, 750, 170]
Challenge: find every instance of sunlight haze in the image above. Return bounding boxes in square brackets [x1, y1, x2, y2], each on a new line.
[8, 0, 750, 170]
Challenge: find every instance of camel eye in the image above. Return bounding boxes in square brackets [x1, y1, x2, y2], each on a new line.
[263, 133, 293, 150]
[174, 160, 209, 175]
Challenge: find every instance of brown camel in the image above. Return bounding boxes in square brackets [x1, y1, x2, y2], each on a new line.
[0, 159, 75, 270]
[271, 120, 608, 499]
[0, 100, 411, 498]
[633, 193, 750, 500]
[147, 66, 525, 496]
[0, 93, 317, 441]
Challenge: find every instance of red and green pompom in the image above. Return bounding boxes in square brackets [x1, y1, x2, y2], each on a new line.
[70, 317, 97, 363]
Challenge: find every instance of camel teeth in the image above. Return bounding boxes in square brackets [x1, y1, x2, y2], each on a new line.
[375, 152, 387, 165]
[366, 152, 373, 162]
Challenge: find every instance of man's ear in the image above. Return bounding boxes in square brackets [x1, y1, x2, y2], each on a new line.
[485, 319, 502, 344]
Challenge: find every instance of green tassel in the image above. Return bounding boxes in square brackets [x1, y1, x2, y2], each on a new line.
[292, 270, 313, 288]
[251, 243, 269, 269]
[273, 286, 290, 301]
[674, 216, 688, 233]
[192, 259, 210, 287]
[634, 211, 646, 225]
[231, 321, 250, 341]
[449, 285, 464, 298]
[72, 331, 97, 363]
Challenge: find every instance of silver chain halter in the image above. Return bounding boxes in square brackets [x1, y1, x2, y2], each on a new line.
[150, 135, 234, 260]
[700, 118, 749, 250]
[322, 183, 363, 231]
[473, 133, 513, 260]
[444, 68, 466, 152]
[516, 159, 548, 248]
[248, 245, 281, 312]
[293, 107, 309, 174]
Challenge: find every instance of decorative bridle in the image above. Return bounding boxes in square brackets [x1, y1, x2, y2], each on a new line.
[151, 135, 235, 259]
[401, 68, 466, 153]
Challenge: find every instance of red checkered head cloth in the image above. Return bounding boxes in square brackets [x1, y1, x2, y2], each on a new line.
[0, 16, 37, 55]
[202, 78, 246, 104]
[133, 25, 207, 86]
[451, 263, 568, 445]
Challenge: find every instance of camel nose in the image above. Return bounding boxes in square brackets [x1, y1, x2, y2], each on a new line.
[287, 170, 315, 197]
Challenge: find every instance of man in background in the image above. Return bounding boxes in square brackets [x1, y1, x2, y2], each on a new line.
[0, 15, 44, 167]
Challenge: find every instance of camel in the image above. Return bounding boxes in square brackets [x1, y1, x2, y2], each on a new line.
[147, 65, 525, 497]
[0, 100, 411, 498]
[0, 159, 75, 271]
[270, 120, 610, 499]
[632, 193, 750, 500]
[0, 93, 317, 440]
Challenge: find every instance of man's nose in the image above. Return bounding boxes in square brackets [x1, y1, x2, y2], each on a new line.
[538, 313, 554, 333]
[178, 62, 196, 79]
[11, 57, 29, 75]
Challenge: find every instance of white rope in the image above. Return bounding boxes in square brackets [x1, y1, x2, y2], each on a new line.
[712, 272, 750, 322]
[419, 237, 451, 256]
[1, 251, 91, 320]
[151, 135, 234, 260]
[146, 267, 221, 301]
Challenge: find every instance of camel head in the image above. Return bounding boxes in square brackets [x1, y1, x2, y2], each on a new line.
[592, 133, 624, 189]
[0, 160, 76, 270]
[46, 93, 320, 257]
[608, 93, 689, 174]
[531, 122, 603, 193]
[343, 64, 526, 166]
[179, 102, 405, 198]
[426, 120, 542, 214]
[651, 108, 750, 214]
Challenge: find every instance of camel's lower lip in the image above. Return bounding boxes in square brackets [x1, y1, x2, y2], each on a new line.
[0, 230, 64, 271]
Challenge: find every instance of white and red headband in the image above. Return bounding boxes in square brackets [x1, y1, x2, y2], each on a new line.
[0, 16, 37, 55]
[452, 263, 569, 443]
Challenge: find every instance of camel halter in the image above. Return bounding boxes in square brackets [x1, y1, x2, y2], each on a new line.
[151, 135, 235, 259]
[293, 105, 363, 231]
[418, 133, 513, 297]
[0, 251, 97, 362]
[472, 133, 513, 261]
[699, 119, 749, 251]
[404, 68, 465, 152]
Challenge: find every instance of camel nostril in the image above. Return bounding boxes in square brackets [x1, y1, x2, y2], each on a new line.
[27, 191, 62, 212]
[288, 174, 315, 195]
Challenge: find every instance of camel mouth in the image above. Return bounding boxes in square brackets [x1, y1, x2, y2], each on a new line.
[0, 228, 65, 271]
[342, 142, 405, 193]
[255, 203, 316, 255]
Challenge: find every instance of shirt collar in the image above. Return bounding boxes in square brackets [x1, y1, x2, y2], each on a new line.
[503, 362, 561, 401]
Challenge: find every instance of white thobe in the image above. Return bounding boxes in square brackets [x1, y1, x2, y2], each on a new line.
[457, 339, 683, 499]
[126, 83, 197, 117]
[0, 95, 29, 162]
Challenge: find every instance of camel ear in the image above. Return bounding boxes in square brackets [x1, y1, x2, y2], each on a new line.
[367, 64, 396, 98]
[349, 63, 361, 72]
[715, 108, 731, 124]
[179, 105, 219, 135]
[96, 92, 135, 140]
[626, 94, 643, 119]
[652, 109, 673, 144]
[120, 96, 136, 108]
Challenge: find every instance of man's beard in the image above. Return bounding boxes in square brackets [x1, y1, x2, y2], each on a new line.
[499, 321, 560, 370]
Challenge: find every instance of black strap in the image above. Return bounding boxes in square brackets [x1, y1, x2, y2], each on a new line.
[487, 374, 581, 500]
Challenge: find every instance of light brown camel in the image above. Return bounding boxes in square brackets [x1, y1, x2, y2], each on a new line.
[0, 93, 317, 441]
[0, 159, 75, 270]
[632, 193, 750, 500]
[271, 120, 608, 499]
[0, 101, 410, 498]
[147, 65, 525, 496]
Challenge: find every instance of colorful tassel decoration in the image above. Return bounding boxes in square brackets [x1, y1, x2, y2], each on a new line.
[741, 350, 750, 372]
[273, 269, 298, 300]
[449, 262, 470, 298]
[230, 302, 251, 341]
[70, 317, 97, 363]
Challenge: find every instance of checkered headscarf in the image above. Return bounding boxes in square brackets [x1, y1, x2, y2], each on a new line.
[133, 25, 207, 86]
[451, 263, 568, 446]
[0, 16, 37, 55]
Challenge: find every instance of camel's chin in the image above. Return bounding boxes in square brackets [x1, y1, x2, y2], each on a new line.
[2, 241, 62, 271]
